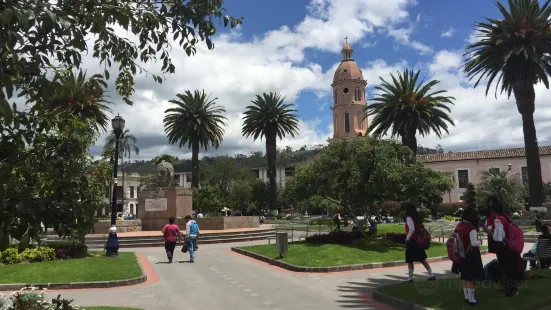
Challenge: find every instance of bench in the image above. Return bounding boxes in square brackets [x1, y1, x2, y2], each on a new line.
[522, 238, 551, 269]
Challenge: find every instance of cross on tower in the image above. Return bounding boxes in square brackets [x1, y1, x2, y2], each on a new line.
[344, 36, 348, 43]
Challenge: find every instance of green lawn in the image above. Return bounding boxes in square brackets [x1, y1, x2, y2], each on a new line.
[379, 270, 551, 310]
[274, 223, 404, 233]
[240, 238, 448, 267]
[0, 252, 142, 284]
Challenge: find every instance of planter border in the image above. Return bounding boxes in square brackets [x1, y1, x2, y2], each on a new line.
[372, 289, 432, 310]
[0, 253, 147, 291]
[231, 247, 488, 273]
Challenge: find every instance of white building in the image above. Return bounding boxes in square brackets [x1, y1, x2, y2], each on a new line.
[251, 166, 295, 187]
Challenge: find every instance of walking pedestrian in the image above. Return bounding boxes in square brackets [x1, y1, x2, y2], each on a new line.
[334, 212, 341, 231]
[491, 201, 524, 297]
[184, 215, 200, 263]
[403, 203, 436, 282]
[455, 208, 485, 305]
[162, 217, 181, 263]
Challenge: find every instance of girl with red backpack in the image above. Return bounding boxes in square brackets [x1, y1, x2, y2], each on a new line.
[403, 203, 436, 282]
[491, 202, 524, 297]
[452, 208, 485, 305]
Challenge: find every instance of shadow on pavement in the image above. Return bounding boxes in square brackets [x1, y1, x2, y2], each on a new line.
[336, 271, 454, 309]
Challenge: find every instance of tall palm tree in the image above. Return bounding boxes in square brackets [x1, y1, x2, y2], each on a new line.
[463, 0, 551, 207]
[164, 90, 227, 188]
[365, 69, 455, 163]
[50, 70, 112, 132]
[104, 129, 139, 211]
[242, 92, 299, 215]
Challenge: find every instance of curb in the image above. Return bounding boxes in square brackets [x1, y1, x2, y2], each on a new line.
[0, 254, 148, 291]
[372, 289, 432, 310]
[231, 247, 489, 273]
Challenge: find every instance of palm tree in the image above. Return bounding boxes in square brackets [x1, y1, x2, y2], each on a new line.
[242, 92, 299, 215]
[50, 70, 112, 132]
[163, 90, 227, 188]
[104, 129, 139, 211]
[365, 69, 455, 162]
[463, 0, 550, 207]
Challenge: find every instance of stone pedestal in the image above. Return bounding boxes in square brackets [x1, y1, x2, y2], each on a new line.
[137, 187, 192, 231]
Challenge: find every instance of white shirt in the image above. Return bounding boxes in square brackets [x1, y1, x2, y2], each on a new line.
[469, 229, 482, 247]
[406, 217, 415, 241]
[493, 219, 506, 242]
[197, 213, 204, 218]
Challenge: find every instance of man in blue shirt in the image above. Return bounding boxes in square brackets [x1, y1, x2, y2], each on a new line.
[185, 215, 200, 263]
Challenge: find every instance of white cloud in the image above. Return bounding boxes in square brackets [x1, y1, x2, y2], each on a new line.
[466, 29, 482, 44]
[387, 26, 433, 55]
[84, 0, 424, 160]
[440, 27, 455, 38]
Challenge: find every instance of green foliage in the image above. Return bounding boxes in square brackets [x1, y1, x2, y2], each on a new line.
[464, 183, 477, 209]
[46, 241, 88, 259]
[104, 129, 139, 160]
[443, 216, 461, 221]
[139, 174, 157, 189]
[193, 183, 226, 214]
[366, 69, 455, 158]
[285, 138, 452, 220]
[0, 248, 22, 265]
[0, 290, 79, 310]
[1, 0, 242, 122]
[164, 90, 227, 188]
[476, 170, 527, 214]
[242, 92, 300, 211]
[19, 247, 56, 263]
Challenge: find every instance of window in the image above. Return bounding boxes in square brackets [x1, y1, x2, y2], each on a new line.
[521, 166, 528, 184]
[459, 195, 465, 201]
[130, 186, 135, 198]
[457, 169, 469, 188]
[343, 88, 349, 94]
[252, 169, 260, 178]
[334, 114, 338, 132]
[489, 167, 500, 174]
[186, 173, 192, 182]
[344, 113, 350, 133]
[173, 174, 180, 183]
[130, 204, 134, 215]
[285, 167, 295, 176]
[354, 89, 359, 101]
[334, 90, 337, 105]
[116, 186, 123, 198]
[357, 112, 362, 129]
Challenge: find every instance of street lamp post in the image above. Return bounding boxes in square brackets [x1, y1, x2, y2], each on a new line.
[106, 114, 125, 257]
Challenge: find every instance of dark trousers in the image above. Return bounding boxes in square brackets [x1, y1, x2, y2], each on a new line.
[165, 241, 176, 259]
[522, 252, 537, 269]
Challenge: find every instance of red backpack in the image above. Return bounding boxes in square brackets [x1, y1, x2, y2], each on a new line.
[447, 225, 468, 264]
[503, 216, 525, 253]
[413, 224, 431, 250]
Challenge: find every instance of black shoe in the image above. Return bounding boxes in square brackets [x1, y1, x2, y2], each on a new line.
[406, 279, 413, 283]
[428, 276, 436, 281]
[469, 300, 479, 306]
[168, 258, 172, 263]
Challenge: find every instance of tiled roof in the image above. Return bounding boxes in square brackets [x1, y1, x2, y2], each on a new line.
[417, 146, 551, 163]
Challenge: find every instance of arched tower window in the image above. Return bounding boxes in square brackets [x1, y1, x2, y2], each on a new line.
[357, 112, 362, 129]
[334, 114, 338, 133]
[344, 113, 350, 133]
[334, 90, 337, 105]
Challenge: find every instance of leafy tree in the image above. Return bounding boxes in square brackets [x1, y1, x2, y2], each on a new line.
[46, 70, 112, 133]
[251, 180, 269, 213]
[164, 90, 227, 188]
[242, 92, 299, 215]
[1, 0, 242, 122]
[464, 0, 549, 207]
[104, 129, 139, 212]
[193, 182, 226, 215]
[365, 70, 455, 162]
[398, 163, 454, 211]
[476, 170, 527, 214]
[464, 183, 477, 209]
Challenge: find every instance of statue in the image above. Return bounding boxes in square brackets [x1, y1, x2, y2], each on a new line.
[155, 160, 174, 187]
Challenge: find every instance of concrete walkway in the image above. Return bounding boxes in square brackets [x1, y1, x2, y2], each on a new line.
[45, 241, 533, 310]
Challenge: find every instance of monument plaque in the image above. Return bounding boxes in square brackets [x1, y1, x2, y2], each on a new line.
[145, 198, 168, 212]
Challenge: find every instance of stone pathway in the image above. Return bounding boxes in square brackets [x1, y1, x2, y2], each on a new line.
[44, 241, 534, 310]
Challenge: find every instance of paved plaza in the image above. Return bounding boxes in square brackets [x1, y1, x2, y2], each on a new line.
[43, 240, 529, 310]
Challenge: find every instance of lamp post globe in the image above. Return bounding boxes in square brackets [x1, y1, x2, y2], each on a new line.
[106, 114, 125, 257]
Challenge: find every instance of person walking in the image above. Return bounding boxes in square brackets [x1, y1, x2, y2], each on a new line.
[453, 208, 485, 305]
[403, 203, 436, 282]
[491, 201, 524, 297]
[184, 215, 200, 263]
[161, 217, 181, 263]
[334, 212, 341, 232]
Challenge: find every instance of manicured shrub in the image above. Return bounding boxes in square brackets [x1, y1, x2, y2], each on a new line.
[0, 289, 79, 310]
[46, 241, 88, 259]
[1, 248, 23, 265]
[305, 230, 363, 245]
[384, 233, 407, 244]
[20, 247, 56, 263]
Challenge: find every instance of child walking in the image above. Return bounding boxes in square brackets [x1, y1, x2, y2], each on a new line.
[403, 203, 436, 282]
[456, 208, 485, 305]
[162, 217, 181, 263]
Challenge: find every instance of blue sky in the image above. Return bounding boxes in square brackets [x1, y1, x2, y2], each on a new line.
[91, 0, 551, 159]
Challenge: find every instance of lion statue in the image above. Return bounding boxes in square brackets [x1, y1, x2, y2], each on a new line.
[155, 160, 174, 187]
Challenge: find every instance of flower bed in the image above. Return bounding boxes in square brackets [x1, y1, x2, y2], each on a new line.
[1, 241, 88, 265]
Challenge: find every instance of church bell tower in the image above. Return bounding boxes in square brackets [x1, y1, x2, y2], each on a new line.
[329, 38, 368, 141]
